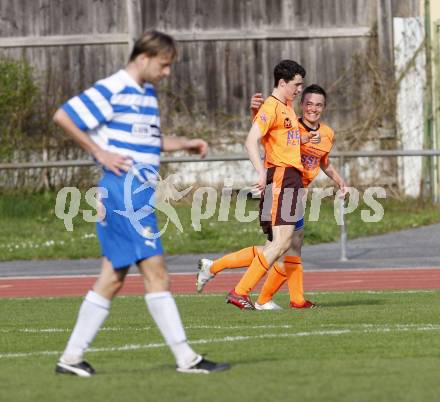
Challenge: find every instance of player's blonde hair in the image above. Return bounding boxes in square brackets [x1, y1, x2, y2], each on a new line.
[129, 30, 177, 61]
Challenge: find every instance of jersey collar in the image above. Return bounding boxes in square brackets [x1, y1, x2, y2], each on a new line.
[119, 69, 149, 93]
[299, 117, 320, 132]
[270, 95, 288, 106]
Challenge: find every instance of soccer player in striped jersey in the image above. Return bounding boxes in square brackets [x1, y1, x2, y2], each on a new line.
[196, 84, 346, 310]
[54, 31, 229, 376]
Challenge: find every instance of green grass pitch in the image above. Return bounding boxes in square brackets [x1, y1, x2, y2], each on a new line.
[1, 291, 440, 402]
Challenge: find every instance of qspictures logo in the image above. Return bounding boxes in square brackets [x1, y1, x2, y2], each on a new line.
[54, 163, 387, 237]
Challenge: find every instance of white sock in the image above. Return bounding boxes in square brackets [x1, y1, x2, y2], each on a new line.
[145, 292, 200, 368]
[61, 290, 111, 364]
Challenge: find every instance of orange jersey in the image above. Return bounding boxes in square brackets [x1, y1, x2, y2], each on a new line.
[254, 96, 303, 171]
[299, 118, 334, 187]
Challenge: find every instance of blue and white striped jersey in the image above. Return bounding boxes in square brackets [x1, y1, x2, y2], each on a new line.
[62, 69, 161, 170]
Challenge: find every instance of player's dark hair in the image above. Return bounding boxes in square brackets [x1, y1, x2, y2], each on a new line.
[273, 60, 306, 87]
[129, 30, 177, 61]
[301, 84, 327, 104]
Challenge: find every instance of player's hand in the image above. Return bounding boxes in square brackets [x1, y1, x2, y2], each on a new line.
[96, 197, 106, 222]
[338, 182, 348, 198]
[186, 138, 208, 158]
[94, 149, 133, 176]
[255, 169, 267, 192]
[250, 184, 263, 197]
[301, 133, 310, 144]
[250, 93, 264, 113]
[309, 131, 321, 144]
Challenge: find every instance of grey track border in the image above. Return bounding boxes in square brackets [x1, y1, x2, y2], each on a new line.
[1, 224, 439, 278]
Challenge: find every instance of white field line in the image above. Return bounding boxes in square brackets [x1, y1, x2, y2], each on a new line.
[0, 289, 436, 301]
[300, 290, 436, 295]
[0, 324, 299, 334]
[2, 324, 440, 359]
[0, 272, 199, 280]
[0, 272, 207, 281]
[314, 280, 364, 286]
[2, 323, 440, 335]
[2, 266, 440, 281]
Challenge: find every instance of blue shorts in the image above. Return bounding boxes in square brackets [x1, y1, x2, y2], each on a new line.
[96, 170, 164, 269]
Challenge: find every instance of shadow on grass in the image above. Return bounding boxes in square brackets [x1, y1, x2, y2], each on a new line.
[95, 363, 175, 376]
[97, 362, 235, 376]
[319, 299, 385, 307]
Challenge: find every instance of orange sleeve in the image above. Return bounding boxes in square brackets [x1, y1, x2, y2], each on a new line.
[321, 152, 330, 167]
[253, 103, 275, 137]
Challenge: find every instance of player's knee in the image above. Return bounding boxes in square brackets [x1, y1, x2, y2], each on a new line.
[291, 238, 302, 253]
[279, 242, 291, 256]
[268, 239, 291, 259]
[144, 269, 170, 292]
[290, 229, 304, 252]
[153, 270, 169, 287]
[94, 275, 125, 298]
[106, 276, 125, 295]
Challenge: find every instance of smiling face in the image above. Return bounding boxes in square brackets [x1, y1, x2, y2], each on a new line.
[301, 92, 326, 125]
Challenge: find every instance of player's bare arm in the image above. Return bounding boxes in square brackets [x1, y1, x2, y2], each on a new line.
[53, 109, 132, 176]
[162, 136, 208, 158]
[245, 123, 266, 191]
[321, 161, 347, 195]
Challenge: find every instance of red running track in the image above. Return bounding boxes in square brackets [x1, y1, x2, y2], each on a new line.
[1, 268, 440, 298]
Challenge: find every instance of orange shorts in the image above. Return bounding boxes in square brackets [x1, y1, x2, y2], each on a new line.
[259, 166, 303, 233]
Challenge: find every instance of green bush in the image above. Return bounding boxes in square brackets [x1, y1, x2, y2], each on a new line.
[0, 58, 41, 161]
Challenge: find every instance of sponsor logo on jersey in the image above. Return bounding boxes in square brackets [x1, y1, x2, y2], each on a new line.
[132, 124, 160, 139]
[301, 153, 320, 170]
[286, 129, 300, 146]
[132, 123, 150, 137]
